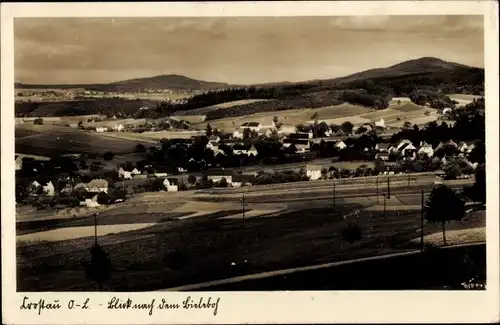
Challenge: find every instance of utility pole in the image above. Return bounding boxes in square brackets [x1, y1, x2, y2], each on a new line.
[383, 196, 386, 219]
[407, 175, 411, 188]
[242, 194, 245, 229]
[94, 213, 98, 247]
[421, 189, 424, 252]
[387, 176, 391, 199]
[376, 177, 379, 203]
[332, 182, 336, 213]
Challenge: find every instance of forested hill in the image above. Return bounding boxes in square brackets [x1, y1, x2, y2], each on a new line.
[15, 74, 230, 92]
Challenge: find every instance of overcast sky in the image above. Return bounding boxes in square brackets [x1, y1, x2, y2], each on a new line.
[15, 15, 484, 85]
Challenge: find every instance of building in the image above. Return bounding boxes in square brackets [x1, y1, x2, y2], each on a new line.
[334, 141, 347, 150]
[42, 181, 55, 196]
[306, 164, 324, 180]
[80, 194, 100, 208]
[205, 169, 234, 184]
[458, 141, 475, 154]
[399, 142, 417, 160]
[232, 144, 258, 156]
[239, 122, 262, 132]
[418, 142, 434, 158]
[233, 130, 244, 139]
[376, 152, 390, 161]
[231, 174, 255, 188]
[163, 178, 179, 192]
[278, 125, 297, 135]
[95, 126, 108, 132]
[208, 135, 221, 145]
[87, 179, 108, 194]
[112, 124, 124, 132]
[375, 143, 391, 152]
[375, 118, 386, 128]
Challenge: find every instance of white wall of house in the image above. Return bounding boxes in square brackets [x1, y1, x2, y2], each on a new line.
[306, 169, 322, 180]
[207, 176, 233, 184]
[418, 147, 434, 157]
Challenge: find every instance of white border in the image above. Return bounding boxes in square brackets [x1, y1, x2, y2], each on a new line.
[2, 2, 499, 324]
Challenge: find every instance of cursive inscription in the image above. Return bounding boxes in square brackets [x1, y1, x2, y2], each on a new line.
[182, 296, 220, 316]
[20, 296, 62, 315]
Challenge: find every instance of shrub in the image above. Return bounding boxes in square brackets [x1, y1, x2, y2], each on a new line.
[103, 151, 114, 161]
[340, 223, 363, 244]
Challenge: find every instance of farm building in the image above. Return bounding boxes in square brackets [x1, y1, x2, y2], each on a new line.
[375, 143, 391, 152]
[42, 181, 55, 196]
[375, 152, 390, 161]
[334, 141, 347, 150]
[95, 126, 108, 132]
[87, 179, 109, 194]
[278, 125, 297, 135]
[374, 118, 386, 128]
[232, 144, 258, 156]
[306, 164, 323, 180]
[232, 130, 244, 139]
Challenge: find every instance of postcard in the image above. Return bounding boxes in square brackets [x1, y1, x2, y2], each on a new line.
[1, 1, 499, 324]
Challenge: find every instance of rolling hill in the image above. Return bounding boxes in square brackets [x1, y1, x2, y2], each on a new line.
[15, 74, 230, 92]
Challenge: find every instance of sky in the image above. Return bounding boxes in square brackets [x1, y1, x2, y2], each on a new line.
[14, 15, 484, 85]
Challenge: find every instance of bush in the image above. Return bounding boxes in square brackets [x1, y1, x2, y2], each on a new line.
[33, 118, 43, 125]
[103, 151, 114, 161]
[340, 223, 363, 244]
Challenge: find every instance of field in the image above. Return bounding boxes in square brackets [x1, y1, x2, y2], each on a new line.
[102, 130, 206, 141]
[447, 94, 481, 107]
[15, 124, 154, 156]
[16, 177, 484, 291]
[173, 99, 271, 116]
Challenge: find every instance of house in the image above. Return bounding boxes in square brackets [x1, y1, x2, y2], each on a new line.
[87, 179, 108, 194]
[131, 168, 141, 175]
[435, 140, 458, 151]
[334, 141, 347, 150]
[375, 143, 391, 152]
[205, 169, 233, 184]
[399, 142, 417, 160]
[458, 141, 475, 154]
[112, 124, 124, 132]
[208, 135, 221, 145]
[376, 152, 390, 161]
[258, 127, 274, 138]
[42, 181, 55, 196]
[306, 164, 324, 180]
[394, 139, 414, 153]
[81, 194, 100, 208]
[418, 142, 434, 158]
[118, 167, 134, 180]
[375, 118, 386, 128]
[232, 144, 258, 156]
[95, 126, 108, 132]
[15, 156, 23, 171]
[283, 139, 310, 153]
[233, 130, 244, 139]
[231, 174, 255, 188]
[163, 178, 179, 192]
[239, 122, 262, 132]
[133, 174, 148, 180]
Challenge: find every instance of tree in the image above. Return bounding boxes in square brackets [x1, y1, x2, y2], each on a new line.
[33, 118, 43, 125]
[206, 123, 213, 137]
[218, 177, 228, 188]
[340, 223, 363, 244]
[83, 244, 112, 291]
[403, 121, 412, 129]
[424, 185, 466, 246]
[355, 126, 367, 134]
[134, 144, 146, 153]
[341, 121, 354, 135]
[188, 174, 197, 185]
[472, 163, 486, 204]
[103, 151, 114, 161]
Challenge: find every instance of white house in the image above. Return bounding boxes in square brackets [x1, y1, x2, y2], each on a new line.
[334, 141, 347, 150]
[442, 108, 453, 116]
[376, 152, 390, 161]
[375, 118, 386, 128]
[113, 124, 124, 132]
[306, 164, 323, 180]
[42, 181, 55, 196]
[118, 167, 133, 179]
[418, 142, 434, 158]
[232, 130, 244, 139]
[154, 172, 169, 178]
[232, 145, 258, 156]
[457, 141, 474, 154]
[163, 178, 178, 192]
[208, 135, 221, 145]
[81, 195, 100, 208]
[131, 168, 141, 175]
[375, 143, 391, 152]
[95, 126, 108, 132]
[206, 171, 233, 184]
[87, 179, 108, 194]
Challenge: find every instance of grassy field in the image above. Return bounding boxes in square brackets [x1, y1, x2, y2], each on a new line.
[173, 99, 271, 116]
[15, 124, 153, 156]
[16, 183, 485, 291]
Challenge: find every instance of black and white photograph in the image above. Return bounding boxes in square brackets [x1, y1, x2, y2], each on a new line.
[2, 1, 499, 324]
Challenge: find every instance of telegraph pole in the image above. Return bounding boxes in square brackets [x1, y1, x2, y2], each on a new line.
[387, 177, 391, 199]
[421, 189, 424, 252]
[376, 177, 379, 203]
[94, 213, 98, 247]
[383, 196, 386, 219]
[407, 175, 411, 188]
[242, 194, 245, 229]
[332, 182, 336, 213]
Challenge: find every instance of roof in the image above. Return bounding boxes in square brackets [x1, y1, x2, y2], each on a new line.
[241, 122, 261, 127]
[209, 135, 220, 141]
[164, 178, 179, 185]
[232, 174, 255, 182]
[233, 144, 252, 151]
[289, 133, 310, 139]
[377, 152, 390, 157]
[87, 179, 108, 188]
[204, 169, 234, 176]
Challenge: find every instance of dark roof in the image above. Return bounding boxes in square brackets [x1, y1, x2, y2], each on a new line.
[241, 122, 260, 127]
[233, 144, 252, 150]
[376, 143, 391, 150]
[377, 152, 390, 157]
[284, 139, 309, 145]
[232, 174, 255, 182]
[289, 133, 310, 139]
[166, 178, 179, 185]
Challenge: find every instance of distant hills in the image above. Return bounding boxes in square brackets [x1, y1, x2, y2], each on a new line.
[15, 74, 229, 92]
